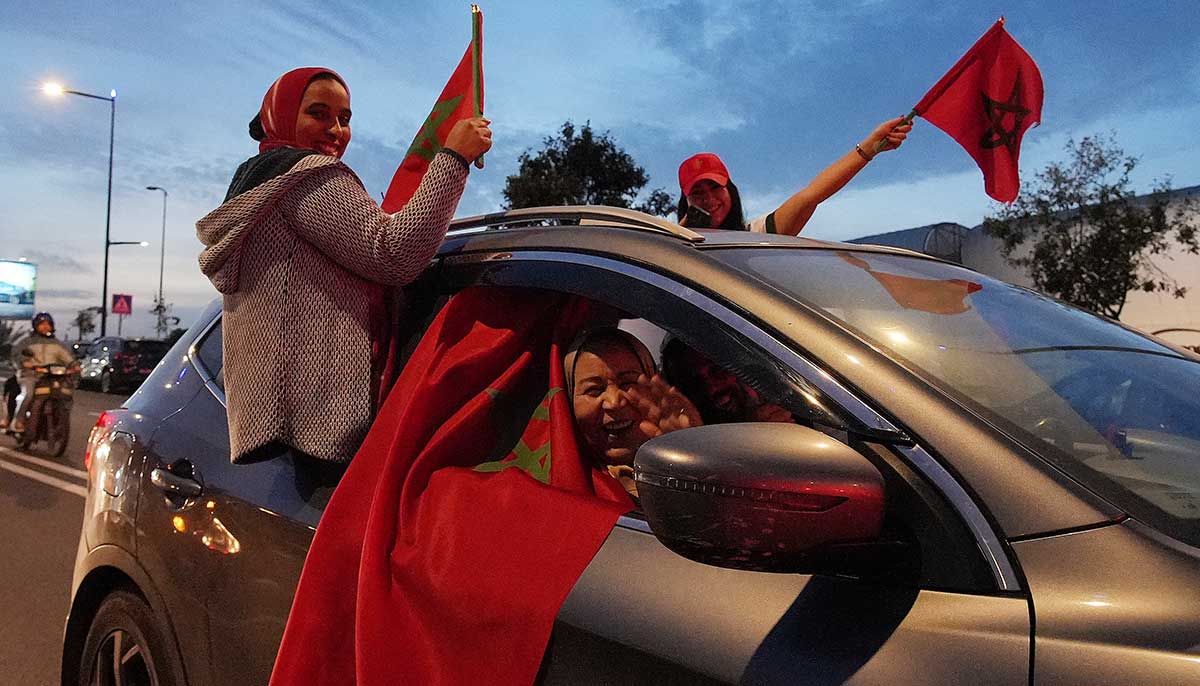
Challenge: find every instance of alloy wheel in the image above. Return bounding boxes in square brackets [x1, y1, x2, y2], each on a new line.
[76, 590, 183, 686]
[91, 628, 156, 686]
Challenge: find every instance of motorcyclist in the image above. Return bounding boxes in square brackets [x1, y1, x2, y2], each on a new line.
[11, 313, 79, 439]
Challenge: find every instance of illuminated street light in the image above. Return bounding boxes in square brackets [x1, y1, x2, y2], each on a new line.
[41, 80, 120, 335]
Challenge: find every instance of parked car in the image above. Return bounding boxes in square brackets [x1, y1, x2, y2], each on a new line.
[79, 336, 171, 393]
[63, 207, 1200, 685]
[70, 340, 91, 360]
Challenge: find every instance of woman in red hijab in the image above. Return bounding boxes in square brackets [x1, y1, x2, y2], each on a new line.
[197, 67, 492, 465]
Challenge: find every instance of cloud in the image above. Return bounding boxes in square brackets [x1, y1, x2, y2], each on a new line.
[36, 288, 94, 300]
[20, 251, 92, 273]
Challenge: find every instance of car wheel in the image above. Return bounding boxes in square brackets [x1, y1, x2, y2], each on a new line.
[100, 370, 112, 394]
[77, 590, 186, 686]
[50, 401, 69, 458]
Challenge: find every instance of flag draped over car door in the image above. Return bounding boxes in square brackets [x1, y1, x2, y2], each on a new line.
[270, 286, 633, 686]
[912, 19, 1043, 202]
[381, 5, 484, 212]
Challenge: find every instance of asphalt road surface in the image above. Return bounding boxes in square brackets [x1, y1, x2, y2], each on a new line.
[0, 388, 128, 684]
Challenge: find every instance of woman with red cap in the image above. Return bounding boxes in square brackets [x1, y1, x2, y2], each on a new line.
[677, 116, 911, 236]
[197, 67, 492, 464]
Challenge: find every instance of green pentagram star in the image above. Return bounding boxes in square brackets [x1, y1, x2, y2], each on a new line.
[980, 74, 1031, 153]
[404, 95, 464, 162]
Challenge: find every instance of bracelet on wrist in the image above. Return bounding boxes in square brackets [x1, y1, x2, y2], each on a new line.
[855, 143, 874, 162]
[440, 148, 471, 170]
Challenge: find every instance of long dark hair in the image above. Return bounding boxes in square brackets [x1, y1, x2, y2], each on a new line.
[675, 180, 746, 231]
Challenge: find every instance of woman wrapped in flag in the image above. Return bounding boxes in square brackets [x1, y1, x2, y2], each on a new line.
[565, 327, 703, 498]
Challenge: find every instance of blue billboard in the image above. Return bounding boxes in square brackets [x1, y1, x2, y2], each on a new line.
[0, 260, 37, 320]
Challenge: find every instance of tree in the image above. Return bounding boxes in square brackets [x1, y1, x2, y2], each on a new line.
[72, 306, 102, 341]
[503, 121, 673, 217]
[984, 134, 1199, 319]
[0, 319, 18, 361]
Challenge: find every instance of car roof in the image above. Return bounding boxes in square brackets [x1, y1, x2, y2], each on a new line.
[201, 206, 961, 314]
[439, 205, 949, 266]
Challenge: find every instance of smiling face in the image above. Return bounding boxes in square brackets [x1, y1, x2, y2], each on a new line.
[293, 77, 352, 157]
[671, 345, 749, 424]
[569, 344, 647, 466]
[686, 179, 733, 229]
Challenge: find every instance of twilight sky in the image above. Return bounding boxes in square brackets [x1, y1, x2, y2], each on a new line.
[2, 1, 1197, 338]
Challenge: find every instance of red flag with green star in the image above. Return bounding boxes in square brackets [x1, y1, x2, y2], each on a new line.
[381, 6, 484, 212]
[271, 287, 632, 686]
[913, 19, 1043, 203]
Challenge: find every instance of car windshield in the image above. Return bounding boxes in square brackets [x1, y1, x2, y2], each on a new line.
[716, 247, 1200, 546]
[125, 340, 169, 357]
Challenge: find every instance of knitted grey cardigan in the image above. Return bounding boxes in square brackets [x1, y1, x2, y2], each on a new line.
[197, 151, 468, 463]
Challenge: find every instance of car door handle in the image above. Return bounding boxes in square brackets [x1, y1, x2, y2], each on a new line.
[150, 467, 203, 498]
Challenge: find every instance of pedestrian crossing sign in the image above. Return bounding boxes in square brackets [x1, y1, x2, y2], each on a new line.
[112, 293, 132, 316]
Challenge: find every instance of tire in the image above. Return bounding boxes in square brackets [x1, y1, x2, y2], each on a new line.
[50, 401, 69, 458]
[100, 370, 112, 394]
[77, 590, 186, 686]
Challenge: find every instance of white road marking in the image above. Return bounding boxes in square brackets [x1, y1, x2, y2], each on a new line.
[87, 412, 101, 417]
[0, 446, 88, 480]
[0, 457, 87, 498]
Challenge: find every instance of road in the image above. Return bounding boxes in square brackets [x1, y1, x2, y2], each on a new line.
[0, 388, 128, 684]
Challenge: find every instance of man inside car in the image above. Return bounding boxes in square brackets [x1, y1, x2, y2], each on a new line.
[660, 336, 795, 425]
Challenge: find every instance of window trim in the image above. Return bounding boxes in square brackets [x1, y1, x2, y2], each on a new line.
[187, 313, 226, 408]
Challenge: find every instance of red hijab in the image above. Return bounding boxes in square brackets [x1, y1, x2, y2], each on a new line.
[254, 67, 349, 153]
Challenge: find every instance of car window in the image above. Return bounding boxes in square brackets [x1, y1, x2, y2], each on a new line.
[439, 258, 993, 589]
[716, 247, 1200, 547]
[126, 340, 170, 357]
[89, 339, 114, 356]
[194, 320, 224, 390]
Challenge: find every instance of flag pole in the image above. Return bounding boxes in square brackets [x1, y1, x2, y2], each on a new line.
[873, 109, 918, 154]
[471, 4, 485, 169]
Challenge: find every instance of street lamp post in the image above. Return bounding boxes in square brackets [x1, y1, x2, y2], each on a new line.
[42, 82, 119, 336]
[146, 186, 169, 338]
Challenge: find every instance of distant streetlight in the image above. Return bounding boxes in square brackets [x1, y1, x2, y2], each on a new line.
[146, 186, 169, 338]
[42, 80, 119, 336]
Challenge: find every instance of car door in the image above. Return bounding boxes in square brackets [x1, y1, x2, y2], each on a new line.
[136, 315, 340, 686]
[441, 249, 1032, 685]
[163, 282, 450, 686]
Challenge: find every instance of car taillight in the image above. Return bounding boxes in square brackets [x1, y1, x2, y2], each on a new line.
[84, 411, 118, 472]
[113, 352, 137, 370]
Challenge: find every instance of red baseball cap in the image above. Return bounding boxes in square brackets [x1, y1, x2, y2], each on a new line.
[678, 153, 730, 195]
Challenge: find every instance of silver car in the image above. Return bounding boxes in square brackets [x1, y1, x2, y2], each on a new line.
[65, 207, 1200, 685]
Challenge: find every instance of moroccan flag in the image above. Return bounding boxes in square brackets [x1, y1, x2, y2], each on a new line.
[270, 287, 632, 686]
[914, 19, 1043, 203]
[381, 6, 484, 212]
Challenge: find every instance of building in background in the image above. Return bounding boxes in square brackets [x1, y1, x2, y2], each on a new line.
[847, 184, 1200, 352]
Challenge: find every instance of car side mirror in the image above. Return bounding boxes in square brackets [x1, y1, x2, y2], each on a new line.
[635, 423, 887, 574]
